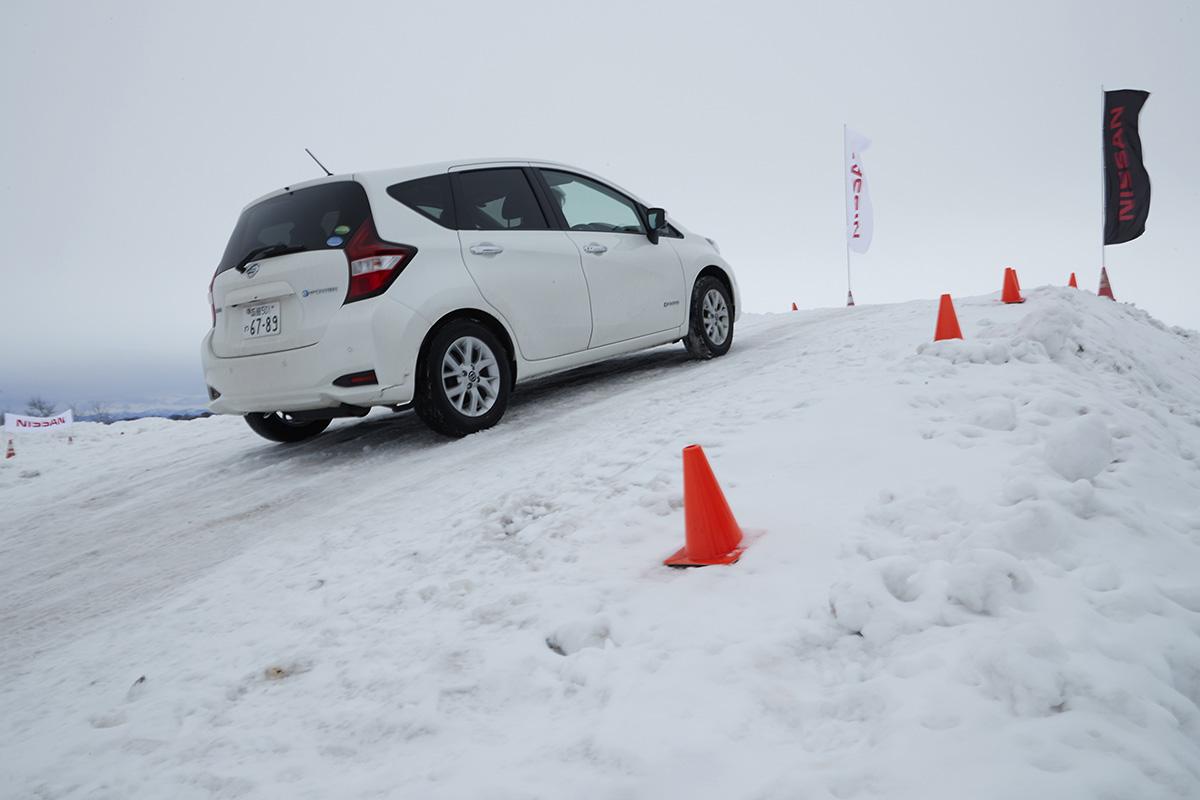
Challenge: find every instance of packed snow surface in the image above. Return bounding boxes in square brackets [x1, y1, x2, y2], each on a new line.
[3, 288, 1200, 799]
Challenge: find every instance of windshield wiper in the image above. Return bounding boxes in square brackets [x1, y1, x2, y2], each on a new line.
[235, 243, 306, 272]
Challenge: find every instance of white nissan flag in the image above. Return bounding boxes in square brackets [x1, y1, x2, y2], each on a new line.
[4, 409, 74, 433]
[845, 128, 874, 254]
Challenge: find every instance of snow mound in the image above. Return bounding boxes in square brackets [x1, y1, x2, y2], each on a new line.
[1044, 415, 1113, 481]
[2, 288, 1199, 799]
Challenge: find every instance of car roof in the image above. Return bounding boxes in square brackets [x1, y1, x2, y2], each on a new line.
[242, 158, 649, 212]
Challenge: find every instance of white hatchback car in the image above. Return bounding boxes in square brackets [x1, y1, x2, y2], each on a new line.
[201, 159, 740, 441]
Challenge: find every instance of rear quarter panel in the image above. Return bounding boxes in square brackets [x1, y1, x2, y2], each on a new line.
[356, 172, 525, 376]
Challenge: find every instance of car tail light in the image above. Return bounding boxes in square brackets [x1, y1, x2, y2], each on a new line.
[344, 218, 416, 303]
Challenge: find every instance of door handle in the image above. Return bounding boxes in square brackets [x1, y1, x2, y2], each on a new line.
[470, 243, 504, 256]
[583, 242, 608, 255]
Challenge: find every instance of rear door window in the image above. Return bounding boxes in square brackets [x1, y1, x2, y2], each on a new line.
[453, 169, 549, 231]
[388, 174, 456, 229]
[216, 181, 370, 275]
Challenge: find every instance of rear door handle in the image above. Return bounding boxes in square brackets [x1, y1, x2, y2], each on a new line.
[583, 242, 608, 255]
[470, 243, 504, 256]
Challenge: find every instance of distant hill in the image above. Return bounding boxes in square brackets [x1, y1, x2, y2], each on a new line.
[76, 408, 212, 423]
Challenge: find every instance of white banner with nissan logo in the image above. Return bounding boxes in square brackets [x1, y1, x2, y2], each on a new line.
[4, 410, 74, 433]
[845, 128, 874, 255]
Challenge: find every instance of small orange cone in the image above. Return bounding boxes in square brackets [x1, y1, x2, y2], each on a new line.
[665, 445, 744, 567]
[5, 438, 14, 459]
[1068, 272, 1078, 288]
[846, 290, 855, 307]
[1098, 267, 1115, 300]
[791, 302, 798, 311]
[1001, 267, 1025, 304]
[934, 294, 963, 341]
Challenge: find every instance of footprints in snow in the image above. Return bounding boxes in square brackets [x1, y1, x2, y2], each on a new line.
[828, 544, 1034, 642]
[478, 495, 557, 538]
[87, 674, 148, 729]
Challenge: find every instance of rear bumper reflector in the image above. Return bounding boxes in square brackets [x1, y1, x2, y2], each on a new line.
[332, 370, 379, 388]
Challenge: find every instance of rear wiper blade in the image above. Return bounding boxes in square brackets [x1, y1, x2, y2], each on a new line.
[235, 243, 306, 272]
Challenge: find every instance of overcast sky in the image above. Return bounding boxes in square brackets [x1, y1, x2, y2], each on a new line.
[2, 0, 1197, 409]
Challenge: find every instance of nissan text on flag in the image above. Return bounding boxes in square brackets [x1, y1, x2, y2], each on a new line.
[843, 127, 873, 307]
[1102, 89, 1151, 246]
[844, 129, 873, 256]
[4, 411, 75, 432]
[201, 159, 740, 442]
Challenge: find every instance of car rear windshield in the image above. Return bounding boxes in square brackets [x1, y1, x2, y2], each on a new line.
[215, 181, 371, 275]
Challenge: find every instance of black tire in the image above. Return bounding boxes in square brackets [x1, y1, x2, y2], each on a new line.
[243, 412, 331, 443]
[413, 319, 512, 438]
[684, 275, 734, 359]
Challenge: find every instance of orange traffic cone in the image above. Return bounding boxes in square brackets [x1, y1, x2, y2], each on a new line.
[664, 445, 745, 567]
[1098, 267, 1115, 300]
[791, 302, 798, 311]
[1068, 272, 1078, 288]
[1001, 267, 1025, 304]
[5, 438, 14, 459]
[846, 290, 856, 307]
[934, 294, 963, 341]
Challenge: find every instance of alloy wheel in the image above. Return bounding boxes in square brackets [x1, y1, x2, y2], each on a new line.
[702, 288, 730, 346]
[441, 335, 502, 417]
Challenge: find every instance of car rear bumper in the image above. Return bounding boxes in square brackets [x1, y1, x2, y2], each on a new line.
[201, 296, 427, 415]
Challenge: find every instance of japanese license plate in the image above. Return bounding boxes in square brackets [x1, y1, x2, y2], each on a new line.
[242, 302, 281, 338]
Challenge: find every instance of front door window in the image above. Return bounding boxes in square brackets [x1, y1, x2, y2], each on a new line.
[540, 170, 645, 235]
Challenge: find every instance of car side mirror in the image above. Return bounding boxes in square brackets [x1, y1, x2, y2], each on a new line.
[645, 207, 668, 243]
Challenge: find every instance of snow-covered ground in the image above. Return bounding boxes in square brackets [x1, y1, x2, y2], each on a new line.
[3, 288, 1200, 799]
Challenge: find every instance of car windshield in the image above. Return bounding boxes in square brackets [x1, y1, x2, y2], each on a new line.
[216, 181, 371, 275]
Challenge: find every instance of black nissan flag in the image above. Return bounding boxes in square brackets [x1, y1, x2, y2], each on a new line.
[1103, 89, 1151, 245]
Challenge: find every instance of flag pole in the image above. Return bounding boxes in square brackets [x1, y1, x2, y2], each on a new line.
[842, 123, 853, 306]
[1100, 83, 1106, 274]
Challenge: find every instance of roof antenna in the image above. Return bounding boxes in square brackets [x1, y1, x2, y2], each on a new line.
[305, 147, 333, 177]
